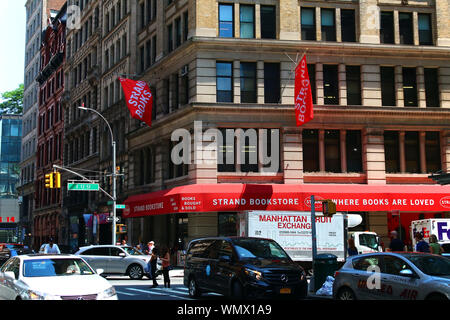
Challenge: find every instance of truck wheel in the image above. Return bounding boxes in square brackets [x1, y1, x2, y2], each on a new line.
[336, 287, 356, 300]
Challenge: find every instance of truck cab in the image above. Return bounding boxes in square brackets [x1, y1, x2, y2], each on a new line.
[348, 231, 383, 254]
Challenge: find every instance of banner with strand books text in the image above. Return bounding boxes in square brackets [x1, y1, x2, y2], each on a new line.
[119, 77, 153, 127]
[294, 56, 314, 126]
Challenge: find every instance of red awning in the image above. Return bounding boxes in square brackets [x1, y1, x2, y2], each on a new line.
[123, 183, 450, 218]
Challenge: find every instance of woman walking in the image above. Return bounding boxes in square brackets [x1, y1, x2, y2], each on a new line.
[429, 234, 443, 255]
[160, 247, 171, 288]
[149, 247, 159, 288]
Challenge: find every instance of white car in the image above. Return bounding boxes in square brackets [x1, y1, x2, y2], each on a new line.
[0, 254, 117, 300]
[75, 245, 151, 280]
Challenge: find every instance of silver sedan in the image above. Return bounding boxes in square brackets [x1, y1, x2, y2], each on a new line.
[333, 252, 450, 300]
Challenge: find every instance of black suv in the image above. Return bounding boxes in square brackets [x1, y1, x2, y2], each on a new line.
[184, 237, 308, 299]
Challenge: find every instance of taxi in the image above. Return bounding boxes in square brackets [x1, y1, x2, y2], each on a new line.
[332, 252, 450, 300]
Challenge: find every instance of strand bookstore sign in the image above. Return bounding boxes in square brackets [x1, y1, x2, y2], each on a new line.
[123, 183, 450, 218]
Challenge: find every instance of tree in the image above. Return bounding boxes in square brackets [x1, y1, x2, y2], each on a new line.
[0, 84, 24, 115]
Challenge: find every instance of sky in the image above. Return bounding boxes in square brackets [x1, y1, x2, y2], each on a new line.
[0, 0, 26, 95]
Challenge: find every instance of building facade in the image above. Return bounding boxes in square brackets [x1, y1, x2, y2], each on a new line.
[19, 0, 66, 248]
[34, 4, 67, 249]
[58, 0, 450, 256]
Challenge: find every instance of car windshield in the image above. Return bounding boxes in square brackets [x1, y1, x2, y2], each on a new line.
[404, 254, 450, 276]
[122, 247, 143, 255]
[23, 258, 95, 277]
[359, 234, 379, 251]
[232, 239, 289, 260]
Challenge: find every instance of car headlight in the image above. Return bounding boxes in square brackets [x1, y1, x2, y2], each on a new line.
[98, 286, 116, 300]
[27, 290, 60, 300]
[245, 268, 263, 281]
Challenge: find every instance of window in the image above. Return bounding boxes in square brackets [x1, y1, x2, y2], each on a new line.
[323, 65, 339, 105]
[219, 4, 234, 38]
[380, 12, 394, 44]
[264, 62, 280, 103]
[341, 9, 356, 42]
[218, 128, 236, 172]
[218, 213, 238, 237]
[325, 130, 341, 173]
[183, 11, 189, 42]
[260, 5, 276, 39]
[384, 131, 399, 173]
[301, 8, 316, 40]
[399, 12, 413, 45]
[346, 66, 361, 105]
[405, 131, 420, 173]
[346, 130, 362, 172]
[425, 132, 441, 173]
[175, 17, 182, 48]
[307, 64, 316, 104]
[302, 129, 319, 172]
[240, 62, 257, 103]
[167, 24, 173, 53]
[418, 13, 432, 45]
[402, 67, 417, 107]
[353, 255, 382, 271]
[167, 140, 188, 179]
[321, 8, 336, 42]
[380, 66, 396, 106]
[240, 5, 254, 38]
[216, 62, 233, 103]
[240, 129, 258, 173]
[424, 68, 439, 108]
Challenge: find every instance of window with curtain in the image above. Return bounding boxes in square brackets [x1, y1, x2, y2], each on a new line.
[219, 4, 234, 38]
[216, 62, 233, 102]
[321, 8, 336, 41]
[418, 13, 432, 45]
[301, 8, 316, 40]
[240, 5, 254, 38]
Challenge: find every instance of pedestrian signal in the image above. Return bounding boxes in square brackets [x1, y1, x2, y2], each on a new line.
[45, 173, 54, 188]
[322, 200, 336, 217]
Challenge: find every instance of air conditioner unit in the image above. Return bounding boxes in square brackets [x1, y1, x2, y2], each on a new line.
[180, 65, 188, 76]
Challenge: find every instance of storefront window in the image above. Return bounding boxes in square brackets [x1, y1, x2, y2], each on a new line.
[218, 212, 238, 237]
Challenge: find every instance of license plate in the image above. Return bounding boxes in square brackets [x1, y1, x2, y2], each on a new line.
[280, 288, 291, 294]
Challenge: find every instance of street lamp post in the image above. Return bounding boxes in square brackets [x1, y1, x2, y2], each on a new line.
[78, 105, 117, 245]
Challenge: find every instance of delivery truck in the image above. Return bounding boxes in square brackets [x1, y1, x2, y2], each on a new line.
[238, 211, 382, 270]
[411, 219, 450, 255]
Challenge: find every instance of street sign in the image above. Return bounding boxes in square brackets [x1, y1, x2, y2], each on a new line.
[116, 204, 126, 209]
[106, 217, 121, 223]
[67, 183, 100, 191]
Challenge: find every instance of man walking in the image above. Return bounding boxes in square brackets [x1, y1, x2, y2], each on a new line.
[386, 231, 406, 252]
[44, 238, 61, 254]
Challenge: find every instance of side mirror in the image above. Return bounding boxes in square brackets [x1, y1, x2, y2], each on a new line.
[399, 269, 415, 278]
[4, 271, 16, 280]
[96, 268, 104, 275]
[119, 252, 126, 257]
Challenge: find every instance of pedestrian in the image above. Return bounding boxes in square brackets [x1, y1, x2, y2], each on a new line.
[43, 238, 61, 254]
[160, 247, 171, 288]
[386, 230, 406, 252]
[347, 238, 358, 256]
[429, 234, 443, 255]
[414, 233, 430, 253]
[136, 244, 142, 252]
[149, 247, 159, 288]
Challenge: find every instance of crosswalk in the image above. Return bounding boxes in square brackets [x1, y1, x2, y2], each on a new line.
[115, 285, 223, 300]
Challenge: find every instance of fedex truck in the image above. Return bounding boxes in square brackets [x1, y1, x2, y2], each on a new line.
[238, 211, 382, 270]
[411, 219, 450, 251]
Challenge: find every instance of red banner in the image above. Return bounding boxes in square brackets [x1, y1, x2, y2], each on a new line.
[119, 77, 153, 127]
[294, 55, 314, 126]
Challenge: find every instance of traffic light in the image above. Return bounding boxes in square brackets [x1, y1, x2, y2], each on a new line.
[54, 171, 61, 188]
[45, 173, 54, 188]
[116, 224, 127, 234]
[322, 200, 336, 217]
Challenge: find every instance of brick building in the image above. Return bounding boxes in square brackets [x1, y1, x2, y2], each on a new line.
[34, 3, 66, 249]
